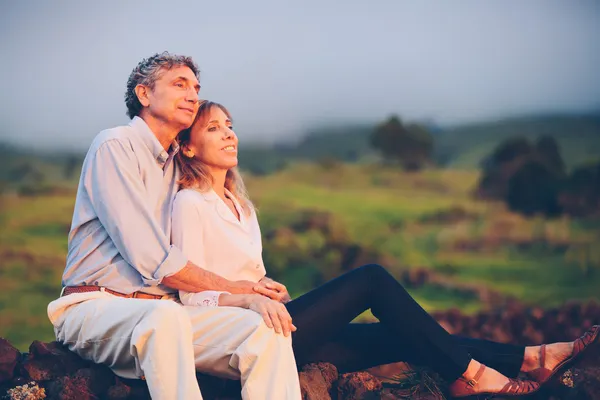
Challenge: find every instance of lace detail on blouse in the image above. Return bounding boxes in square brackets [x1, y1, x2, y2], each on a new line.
[200, 293, 220, 307]
[178, 290, 230, 307]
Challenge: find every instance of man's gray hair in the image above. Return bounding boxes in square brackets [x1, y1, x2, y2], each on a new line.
[125, 52, 200, 119]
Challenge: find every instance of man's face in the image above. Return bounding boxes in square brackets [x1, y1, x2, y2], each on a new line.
[143, 65, 200, 130]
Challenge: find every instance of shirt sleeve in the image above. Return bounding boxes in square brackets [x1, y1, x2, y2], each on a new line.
[83, 139, 187, 286]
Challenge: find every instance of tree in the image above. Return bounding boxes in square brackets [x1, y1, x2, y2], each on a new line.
[477, 136, 535, 200]
[536, 135, 565, 177]
[370, 115, 433, 171]
[8, 162, 45, 185]
[64, 156, 81, 180]
[506, 160, 562, 217]
[559, 161, 600, 217]
[480, 136, 534, 171]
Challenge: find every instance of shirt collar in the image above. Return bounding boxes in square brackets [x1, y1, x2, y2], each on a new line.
[204, 188, 247, 227]
[198, 188, 236, 203]
[199, 188, 219, 202]
[130, 116, 180, 165]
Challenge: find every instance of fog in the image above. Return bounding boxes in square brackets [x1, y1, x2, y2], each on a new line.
[1, 0, 599, 150]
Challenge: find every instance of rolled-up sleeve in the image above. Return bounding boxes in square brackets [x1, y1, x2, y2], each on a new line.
[83, 140, 187, 286]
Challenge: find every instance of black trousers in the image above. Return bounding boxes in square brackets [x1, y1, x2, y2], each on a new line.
[285, 264, 525, 382]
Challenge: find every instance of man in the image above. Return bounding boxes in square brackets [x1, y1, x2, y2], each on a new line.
[47, 52, 301, 400]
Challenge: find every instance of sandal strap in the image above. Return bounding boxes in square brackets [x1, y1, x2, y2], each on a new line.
[466, 364, 486, 387]
[574, 325, 600, 355]
[539, 344, 546, 369]
[499, 379, 539, 394]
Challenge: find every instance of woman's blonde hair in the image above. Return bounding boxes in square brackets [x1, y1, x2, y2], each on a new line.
[176, 100, 254, 215]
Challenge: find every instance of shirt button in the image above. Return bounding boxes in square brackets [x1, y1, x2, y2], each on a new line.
[256, 264, 260, 269]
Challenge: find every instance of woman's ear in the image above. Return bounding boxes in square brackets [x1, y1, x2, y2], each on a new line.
[182, 146, 195, 158]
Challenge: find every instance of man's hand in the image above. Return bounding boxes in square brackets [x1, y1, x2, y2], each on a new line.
[254, 276, 292, 303]
[230, 279, 265, 295]
[245, 294, 296, 336]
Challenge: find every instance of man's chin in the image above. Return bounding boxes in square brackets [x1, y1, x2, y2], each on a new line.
[175, 117, 194, 130]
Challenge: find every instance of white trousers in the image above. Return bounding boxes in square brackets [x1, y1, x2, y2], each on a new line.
[47, 291, 301, 400]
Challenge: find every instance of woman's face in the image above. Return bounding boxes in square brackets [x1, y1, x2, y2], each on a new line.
[187, 106, 238, 170]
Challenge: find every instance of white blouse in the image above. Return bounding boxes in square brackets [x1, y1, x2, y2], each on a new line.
[171, 188, 266, 307]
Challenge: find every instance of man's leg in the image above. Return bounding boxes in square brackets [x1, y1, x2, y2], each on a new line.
[49, 292, 203, 400]
[184, 306, 301, 400]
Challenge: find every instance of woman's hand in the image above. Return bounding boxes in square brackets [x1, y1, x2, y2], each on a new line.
[245, 294, 296, 337]
[254, 276, 292, 303]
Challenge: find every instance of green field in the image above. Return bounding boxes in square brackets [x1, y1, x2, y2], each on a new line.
[2, 163, 599, 351]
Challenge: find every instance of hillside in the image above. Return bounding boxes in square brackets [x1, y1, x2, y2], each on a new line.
[237, 113, 600, 174]
[437, 113, 600, 169]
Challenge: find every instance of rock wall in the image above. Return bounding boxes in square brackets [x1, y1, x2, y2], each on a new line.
[3, 300, 600, 399]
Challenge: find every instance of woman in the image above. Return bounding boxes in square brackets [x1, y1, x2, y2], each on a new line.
[172, 100, 598, 398]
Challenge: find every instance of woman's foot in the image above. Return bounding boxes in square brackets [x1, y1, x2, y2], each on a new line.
[448, 360, 539, 397]
[521, 342, 574, 374]
[523, 325, 600, 384]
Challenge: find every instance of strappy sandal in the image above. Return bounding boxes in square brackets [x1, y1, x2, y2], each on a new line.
[528, 325, 600, 385]
[448, 364, 540, 399]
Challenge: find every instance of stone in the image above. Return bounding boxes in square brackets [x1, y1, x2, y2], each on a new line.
[111, 377, 151, 400]
[336, 371, 382, 400]
[299, 362, 338, 400]
[20, 341, 88, 382]
[28, 341, 87, 373]
[106, 379, 132, 400]
[72, 365, 116, 397]
[4, 323, 600, 400]
[0, 338, 21, 383]
[21, 358, 63, 382]
[46, 375, 97, 400]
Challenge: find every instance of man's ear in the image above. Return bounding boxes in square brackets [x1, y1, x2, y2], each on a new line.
[134, 84, 150, 107]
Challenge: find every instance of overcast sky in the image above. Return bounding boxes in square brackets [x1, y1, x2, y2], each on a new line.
[1, 0, 599, 150]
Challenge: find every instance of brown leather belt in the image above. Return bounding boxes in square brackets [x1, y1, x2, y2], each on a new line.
[62, 285, 164, 300]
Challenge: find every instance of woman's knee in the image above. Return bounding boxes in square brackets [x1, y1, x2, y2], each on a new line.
[356, 263, 390, 281]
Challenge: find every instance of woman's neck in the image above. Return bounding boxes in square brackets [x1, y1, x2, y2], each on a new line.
[209, 168, 228, 199]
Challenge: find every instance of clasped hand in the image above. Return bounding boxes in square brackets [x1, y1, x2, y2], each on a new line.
[247, 277, 295, 336]
[254, 276, 292, 303]
[246, 294, 296, 337]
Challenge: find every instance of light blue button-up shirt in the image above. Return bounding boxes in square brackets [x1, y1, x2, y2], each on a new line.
[62, 116, 188, 295]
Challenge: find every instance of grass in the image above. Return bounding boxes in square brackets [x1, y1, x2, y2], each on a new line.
[432, 252, 600, 306]
[1, 164, 599, 350]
